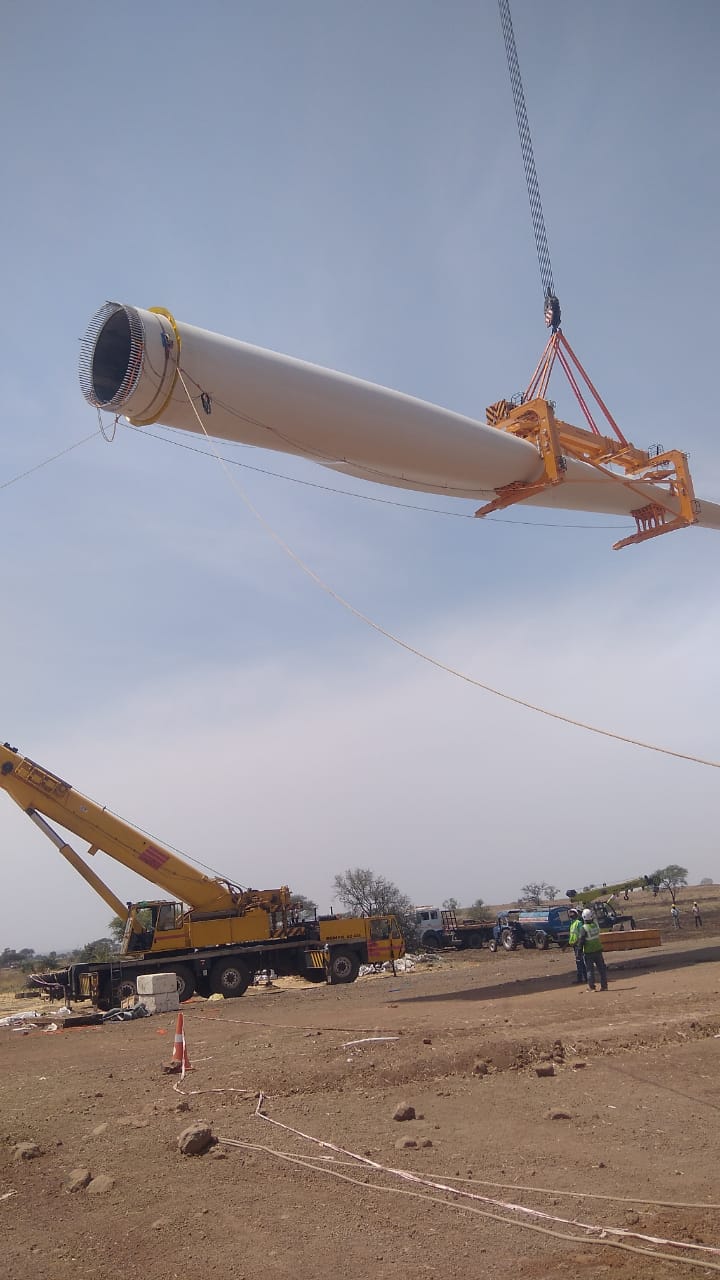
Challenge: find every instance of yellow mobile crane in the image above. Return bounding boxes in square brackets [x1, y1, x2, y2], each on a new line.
[0, 741, 404, 1007]
[566, 877, 651, 930]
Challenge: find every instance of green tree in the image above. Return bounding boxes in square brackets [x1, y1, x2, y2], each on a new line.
[521, 882, 545, 907]
[470, 898, 485, 912]
[521, 882, 559, 907]
[77, 937, 118, 963]
[332, 867, 415, 943]
[650, 865, 688, 904]
[109, 916, 127, 945]
[290, 894, 317, 918]
[442, 897, 460, 911]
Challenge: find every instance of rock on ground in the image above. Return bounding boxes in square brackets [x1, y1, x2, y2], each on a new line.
[178, 1122, 214, 1156]
[393, 1102, 416, 1121]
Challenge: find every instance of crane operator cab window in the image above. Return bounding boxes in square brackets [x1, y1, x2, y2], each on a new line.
[155, 902, 183, 932]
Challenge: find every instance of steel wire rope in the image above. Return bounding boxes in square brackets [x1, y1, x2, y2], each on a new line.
[498, 0, 555, 303]
[1, 430, 102, 491]
[174, 367, 720, 771]
[124, 422, 634, 530]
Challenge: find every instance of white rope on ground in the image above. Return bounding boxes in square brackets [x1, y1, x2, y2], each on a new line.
[175, 368, 720, 771]
[172, 1080, 255, 1099]
[183, 1012, 404, 1034]
[223, 1142, 720, 1211]
[217, 1116, 720, 1272]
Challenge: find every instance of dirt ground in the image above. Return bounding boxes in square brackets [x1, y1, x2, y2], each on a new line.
[2, 898, 720, 1279]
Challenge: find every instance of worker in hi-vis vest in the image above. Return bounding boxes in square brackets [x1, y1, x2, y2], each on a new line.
[568, 908, 586, 985]
[580, 908, 608, 991]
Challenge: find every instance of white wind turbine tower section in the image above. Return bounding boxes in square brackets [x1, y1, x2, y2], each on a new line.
[79, 302, 720, 529]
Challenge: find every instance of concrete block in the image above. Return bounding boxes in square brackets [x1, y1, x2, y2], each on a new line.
[143, 992, 180, 1015]
[137, 972, 179, 996]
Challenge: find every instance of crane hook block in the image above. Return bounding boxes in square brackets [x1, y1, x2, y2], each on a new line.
[544, 293, 561, 332]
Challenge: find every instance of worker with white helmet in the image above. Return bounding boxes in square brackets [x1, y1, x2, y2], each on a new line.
[568, 907, 586, 984]
[580, 908, 608, 991]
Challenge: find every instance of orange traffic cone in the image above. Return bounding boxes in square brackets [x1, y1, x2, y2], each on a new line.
[165, 1011, 191, 1076]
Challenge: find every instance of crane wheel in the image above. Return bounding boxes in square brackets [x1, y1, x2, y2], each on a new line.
[210, 958, 251, 998]
[171, 965, 196, 1002]
[328, 948, 360, 984]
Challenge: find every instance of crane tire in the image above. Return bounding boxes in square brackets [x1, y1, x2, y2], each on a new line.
[171, 965, 196, 1002]
[210, 958, 251, 998]
[328, 948, 360, 984]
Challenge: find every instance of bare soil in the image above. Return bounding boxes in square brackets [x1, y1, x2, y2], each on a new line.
[2, 893, 720, 1279]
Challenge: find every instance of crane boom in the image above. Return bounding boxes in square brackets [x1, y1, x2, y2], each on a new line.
[566, 876, 650, 904]
[0, 741, 266, 914]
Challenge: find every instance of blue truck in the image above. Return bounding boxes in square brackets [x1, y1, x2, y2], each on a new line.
[489, 906, 573, 952]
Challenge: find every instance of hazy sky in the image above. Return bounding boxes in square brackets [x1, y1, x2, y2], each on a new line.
[2, 1, 718, 951]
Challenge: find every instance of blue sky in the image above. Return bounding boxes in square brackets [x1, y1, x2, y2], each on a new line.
[2, 1, 718, 950]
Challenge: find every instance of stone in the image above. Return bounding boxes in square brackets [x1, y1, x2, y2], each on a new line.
[178, 1122, 214, 1156]
[422, 1037, 432, 1045]
[91, 1122, 109, 1135]
[13, 1142, 41, 1161]
[210, 1148, 228, 1160]
[137, 972, 179, 996]
[175, 1099, 191, 1113]
[472, 1061, 489, 1076]
[535, 1063, 555, 1078]
[549, 1111, 572, 1121]
[87, 1174, 115, 1195]
[395, 1138, 418, 1150]
[151, 1218, 171, 1230]
[420, 1139, 433, 1148]
[393, 1102, 416, 1122]
[66, 1168, 92, 1192]
[572, 1062, 587, 1070]
[143, 992, 180, 1015]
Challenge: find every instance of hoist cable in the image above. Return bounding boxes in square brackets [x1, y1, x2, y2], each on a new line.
[498, 0, 556, 306]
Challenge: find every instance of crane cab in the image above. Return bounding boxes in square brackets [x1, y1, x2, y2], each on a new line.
[122, 900, 188, 954]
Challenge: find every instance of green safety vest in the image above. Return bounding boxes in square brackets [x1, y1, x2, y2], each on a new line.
[568, 918, 583, 946]
[581, 920, 602, 953]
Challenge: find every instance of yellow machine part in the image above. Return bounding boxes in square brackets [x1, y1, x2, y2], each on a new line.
[600, 929, 661, 951]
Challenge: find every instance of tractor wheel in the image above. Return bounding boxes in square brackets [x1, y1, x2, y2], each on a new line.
[501, 928, 518, 952]
[210, 959, 250, 999]
[488, 938, 498, 953]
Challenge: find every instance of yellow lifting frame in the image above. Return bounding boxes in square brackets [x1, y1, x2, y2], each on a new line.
[476, 397, 699, 551]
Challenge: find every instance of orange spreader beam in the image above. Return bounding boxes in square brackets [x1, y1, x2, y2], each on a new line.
[478, 334, 699, 550]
